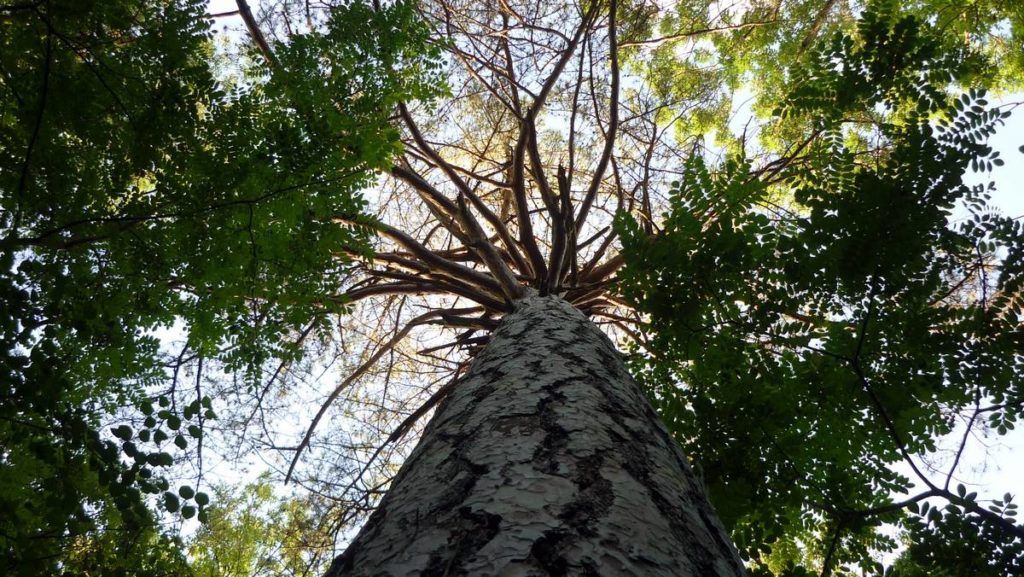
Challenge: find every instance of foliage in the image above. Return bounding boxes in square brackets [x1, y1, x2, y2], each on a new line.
[628, 0, 1024, 148]
[0, 0, 440, 573]
[60, 523, 194, 577]
[887, 495, 1024, 576]
[186, 475, 336, 577]
[619, 3, 1023, 575]
[3, 0, 1022, 574]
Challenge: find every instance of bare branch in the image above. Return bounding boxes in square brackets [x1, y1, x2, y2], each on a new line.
[574, 0, 619, 235]
[456, 193, 525, 301]
[285, 308, 460, 483]
[510, 3, 597, 283]
[618, 19, 777, 48]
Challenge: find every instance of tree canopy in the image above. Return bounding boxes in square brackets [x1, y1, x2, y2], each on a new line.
[1, 0, 1022, 575]
[0, 0, 439, 572]
[618, 8, 1024, 572]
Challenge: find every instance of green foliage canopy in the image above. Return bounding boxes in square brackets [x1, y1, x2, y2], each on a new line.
[619, 3, 1023, 575]
[187, 475, 335, 577]
[0, 0, 440, 573]
[626, 0, 1024, 147]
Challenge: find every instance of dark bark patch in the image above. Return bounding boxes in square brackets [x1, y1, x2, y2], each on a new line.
[532, 385, 569, 475]
[529, 529, 571, 577]
[470, 382, 496, 402]
[699, 504, 746, 573]
[422, 507, 503, 577]
[559, 454, 614, 537]
[431, 432, 489, 519]
[493, 414, 541, 435]
[615, 430, 651, 484]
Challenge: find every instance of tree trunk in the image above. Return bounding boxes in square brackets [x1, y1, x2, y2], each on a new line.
[326, 295, 746, 576]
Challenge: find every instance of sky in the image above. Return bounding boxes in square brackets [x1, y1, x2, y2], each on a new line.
[925, 96, 1023, 504]
[976, 99, 1024, 218]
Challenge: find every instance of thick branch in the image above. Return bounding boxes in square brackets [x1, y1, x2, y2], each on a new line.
[236, 0, 277, 68]
[339, 216, 504, 299]
[390, 163, 471, 245]
[510, 3, 597, 283]
[397, 106, 530, 275]
[456, 194, 524, 302]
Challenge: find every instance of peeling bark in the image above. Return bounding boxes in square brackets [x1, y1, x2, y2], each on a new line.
[326, 295, 746, 577]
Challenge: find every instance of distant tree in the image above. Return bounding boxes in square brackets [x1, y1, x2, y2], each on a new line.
[187, 475, 335, 577]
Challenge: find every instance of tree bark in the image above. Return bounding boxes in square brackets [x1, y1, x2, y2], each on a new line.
[326, 295, 746, 576]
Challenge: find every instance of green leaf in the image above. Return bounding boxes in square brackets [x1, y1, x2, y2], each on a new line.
[111, 426, 133, 441]
[163, 492, 180, 513]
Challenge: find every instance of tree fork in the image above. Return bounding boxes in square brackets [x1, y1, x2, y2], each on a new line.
[326, 295, 745, 576]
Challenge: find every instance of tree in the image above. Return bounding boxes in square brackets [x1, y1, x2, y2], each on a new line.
[236, 0, 1020, 573]
[617, 3, 1024, 574]
[323, 294, 746, 575]
[187, 474, 336, 577]
[0, 0, 438, 572]
[3, 0, 1022, 575]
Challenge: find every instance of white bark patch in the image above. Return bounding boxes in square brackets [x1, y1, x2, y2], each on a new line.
[326, 296, 746, 577]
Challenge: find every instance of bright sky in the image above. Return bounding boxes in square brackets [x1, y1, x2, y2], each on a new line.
[927, 97, 1024, 503]
[980, 100, 1024, 218]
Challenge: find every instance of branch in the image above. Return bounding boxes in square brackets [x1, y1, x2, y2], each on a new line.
[236, 0, 278, 68]
[798, 0, 839, 55]
[546, 165, 571, 295]
[456, 194, 524, 301]
[582, 252, 624, 285]
[340, 216, 504, 299]
[848, 489, 942, 518]
[285, 309, 452, 483]
[619, 20, 777, 48]
[509, 3, 597, 283]
[328, 368, 463, 501]
[341, 281, 434, 304]
[390, 163, 471, 246]
[397, 106, 529, 275]
[12, 20, 52, 235]
[945, 394, 981, 492]
[349, 270, 509, 312]
[820, 520, 843, 577]
[499, 9, 522, 115]
[849, 278, 937, 491]
[574, 0, 620, 234]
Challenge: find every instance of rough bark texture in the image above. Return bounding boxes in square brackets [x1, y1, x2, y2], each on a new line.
[326, 295, 746, 576]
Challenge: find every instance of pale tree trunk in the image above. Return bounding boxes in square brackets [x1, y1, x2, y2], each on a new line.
[326, 295, 746, 576]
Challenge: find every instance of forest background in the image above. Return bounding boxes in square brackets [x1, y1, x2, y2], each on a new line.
[1, 0, 1023, 575]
